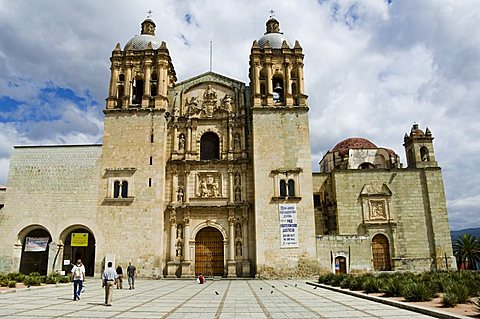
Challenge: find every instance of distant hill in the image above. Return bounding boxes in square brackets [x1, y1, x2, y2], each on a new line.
[451, 227, 480, 242]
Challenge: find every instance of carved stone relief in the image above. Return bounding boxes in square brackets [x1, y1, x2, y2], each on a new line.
[196, 172, 223, 198]
[369, 200, 387, 220]
[183, 85, 235, 118]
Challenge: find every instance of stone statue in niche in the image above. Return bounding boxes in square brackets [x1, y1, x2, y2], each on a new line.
[235, 187, 241, 202]
[222, 94, 233, 112]
[370, 201, 387, 219]
[233, 133, 241, 150]
[176, 187, 184, 202]
[236, 242, 242, 257]
[235, 223, 242, 238]
[234, 172, 241, 186]
[211, 178, 220, 197]
[177, 224, 183, 239]
[176, 243, 183, 257]
[199, 179, 209, 197]
[178, 134, 185, 151]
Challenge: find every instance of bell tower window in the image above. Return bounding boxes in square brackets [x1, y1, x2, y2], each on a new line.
[420, 146, 429, 162]
[272, 76, 284, 103]
[132, 78, 144, 105]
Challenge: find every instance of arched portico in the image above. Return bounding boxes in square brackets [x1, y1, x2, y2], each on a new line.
[17, 225, 52, 275]
[59, 225, 96, 276]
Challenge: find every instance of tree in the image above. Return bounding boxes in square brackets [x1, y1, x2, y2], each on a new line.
[453, 234, 480, 270]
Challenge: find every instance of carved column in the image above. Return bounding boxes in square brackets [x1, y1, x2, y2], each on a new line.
[173, 123, 178, 152]
[143, 62, 152, 107]
[172, 166, 178, 203]
[266, 62, 273, 95]
[297, 62, 305, 95]
[124, 64, 132, 108]
[184, 164, 191, 203]
[169, 210, 177, 261]
[108, 64, 118, 98]
[253, 63, 260, 94]
[227, 211, 237, 277]
[285, 62, 293, 106]
[228, 165, 234, 203]
[186, 120, 192, 157]
[183, 214, 190, 261]
[241, 164, 247, 201]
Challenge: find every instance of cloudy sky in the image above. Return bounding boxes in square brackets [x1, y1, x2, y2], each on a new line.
[0, 0, 479, 230]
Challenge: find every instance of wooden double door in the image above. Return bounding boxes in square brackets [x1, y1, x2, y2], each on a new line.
[195, 227, 224, 276]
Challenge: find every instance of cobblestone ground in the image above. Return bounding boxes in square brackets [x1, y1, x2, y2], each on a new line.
[0, 279, 436, 319]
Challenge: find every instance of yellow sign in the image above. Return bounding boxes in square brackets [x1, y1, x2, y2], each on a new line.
[71, 233, 88, 247]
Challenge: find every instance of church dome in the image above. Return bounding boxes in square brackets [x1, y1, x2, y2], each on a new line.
[124, 18, 163, 51]
[332, 137, 378, 156]
[258, 17, 293, 49]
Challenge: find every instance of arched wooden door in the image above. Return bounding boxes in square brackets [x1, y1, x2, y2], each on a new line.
[195, 227, 224, 276]
[372, 234, 391, 271]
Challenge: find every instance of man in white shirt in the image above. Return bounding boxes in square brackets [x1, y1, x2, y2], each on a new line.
[102, 262, 118, 306]
[71, 259, 85, 301]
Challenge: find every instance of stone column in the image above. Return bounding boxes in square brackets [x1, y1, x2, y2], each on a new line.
[124, 65, 132, 108]
[183, 215, 190, 261]
[227, 213, 237, 277]
[241, 164, 247, 201]
[169, 211, 177, 261]
[186, 121, 192, 158]
[297, 63, 305, 95]
[228, 165, 234, 203]
[172, 167, 178, 203]
[266, 63, 273, 95]
[191, 121, 198, 154]
[184, 165, 191, 203]
[285, 62, 293, 106]
[108, 65, 118, 98]
[253, 63, 260, 94]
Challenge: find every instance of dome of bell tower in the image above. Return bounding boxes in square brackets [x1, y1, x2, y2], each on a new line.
[124, 18, 163, 50]
[257, 17, 293, 49]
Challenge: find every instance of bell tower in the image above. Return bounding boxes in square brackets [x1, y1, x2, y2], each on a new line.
[403, 124, 438, 168]
[249, 17, 317, 276]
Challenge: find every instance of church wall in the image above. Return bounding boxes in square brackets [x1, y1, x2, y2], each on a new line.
[0, 145, 101, 273]
[331, 168, 453, 271]
[251, 108, 317, 277]
[97, 111, 168, 277]
[316, 235, 371, 273]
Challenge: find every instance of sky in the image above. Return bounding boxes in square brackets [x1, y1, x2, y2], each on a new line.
[0, 0, 479, 230]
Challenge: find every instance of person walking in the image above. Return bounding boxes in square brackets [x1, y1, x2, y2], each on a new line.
[71, 259, 85, 301]
[102, 262, 117, 306]
[126, 262, 136, 290]
[115, 264, 123, 289]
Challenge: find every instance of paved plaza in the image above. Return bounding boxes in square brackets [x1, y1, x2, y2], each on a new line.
[0, 279, 439, 319]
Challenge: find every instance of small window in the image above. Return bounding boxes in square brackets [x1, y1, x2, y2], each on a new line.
[200, 132, 220, 160]
[359, 162, 375, 169]
[149, 156, 153, 165]
[151, 72, 158, 81]
[117, 85, 124, 98]
[313, 194, 321, 207]
[150, 84, 157, 97]
[288, 179, 295, 197]
[420, 147, 429, 162]
[149, 178, 152, 187]
[118, 74, 125, 82]
[272, 76, 284, 103]
[113, 181, 121, 198]
[132, 78, 144, 104]
[280, 180, 287, 198]
[121, 181, 128, 198]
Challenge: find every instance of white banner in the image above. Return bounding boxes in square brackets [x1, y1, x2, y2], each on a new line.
[24, 237, 49, 252]
[279, 204, 298, 248]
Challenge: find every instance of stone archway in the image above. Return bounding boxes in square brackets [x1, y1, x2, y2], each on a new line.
[372, 234, 391, 271]
[19, 228, 52, 275]
[61, 227, 96, 276]
[195, 227, 224, 276]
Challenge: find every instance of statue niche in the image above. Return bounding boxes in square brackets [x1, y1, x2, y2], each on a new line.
[196, 173, 223, 198]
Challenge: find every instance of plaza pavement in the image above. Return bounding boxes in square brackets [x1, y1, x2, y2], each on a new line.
[0, 279, 441, 319]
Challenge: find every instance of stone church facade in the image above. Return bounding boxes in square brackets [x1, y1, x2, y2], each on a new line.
[0, 17, 455, 278]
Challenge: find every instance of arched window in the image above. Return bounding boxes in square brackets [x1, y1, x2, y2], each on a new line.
[287, 179, 295, 197]
[118, 74, 125, 82]
[200, 132, 220, 160]
[279, 180, 287, 198]
[117, 85, 124, 98]
[260, 82, 266, 96]
[272, 76, 284, 103]
[151, 72, 158, 81]
[132, 77, 144, 104]
[420, 146, 429, 162]
[113, 181, 121, 198]
[359, 162, 375, 169]
[121, 181, 128, 198]
[150, 84, 157, 97]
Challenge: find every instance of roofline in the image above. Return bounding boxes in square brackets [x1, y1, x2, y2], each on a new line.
[14, 144, 102, 149]
[175, 71, 245, 87]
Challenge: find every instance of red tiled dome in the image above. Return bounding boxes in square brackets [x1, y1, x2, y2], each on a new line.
[332, 137, 377, 157]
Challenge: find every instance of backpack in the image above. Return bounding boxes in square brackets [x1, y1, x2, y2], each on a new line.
[74, 266, 82, 277]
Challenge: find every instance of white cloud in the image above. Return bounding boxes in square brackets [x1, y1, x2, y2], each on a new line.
[0, 0, 479, 230]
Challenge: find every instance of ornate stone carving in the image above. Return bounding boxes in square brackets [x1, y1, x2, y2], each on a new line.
[178, 133, 185, 151]
[236, 242, 242, 256]
[234, 187, 241, 202]
[177, 224, 183, 239]
[196, 173, 223, 198]
[233, 133, 241, 150]
[183, 85, 235, 118]
[369, 200, 387, 220]
[176, 187, 184, 202]
[235, 223, 242, 238]
[234, 172, 241, 186]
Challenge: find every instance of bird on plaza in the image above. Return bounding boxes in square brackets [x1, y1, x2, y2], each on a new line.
[271, 285, 275, 288]
[215, 291, 219, 295]
[313, 286, 317, 289]
[271, 291, 273, 294]
[295, 284, 297, 287]
[260, 287, 262, 290]
[284, 285, 288, 287]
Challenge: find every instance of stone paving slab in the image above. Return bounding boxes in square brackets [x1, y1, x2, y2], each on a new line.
[0, 279, 445, 319]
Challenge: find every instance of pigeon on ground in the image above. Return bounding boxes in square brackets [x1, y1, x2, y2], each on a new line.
[260, 287, 262, 290]
[215, 291, 219, 295]
[284, 285, 288, 287]
[295, 284, 297, 287]
[271, 285, 275, 288]
[313, 286, 317, 289]
[271, 291, 273, 294]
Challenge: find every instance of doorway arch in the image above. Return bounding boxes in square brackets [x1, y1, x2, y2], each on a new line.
[19, 227, 52, 275]
[372, 234, 391, 271]
[195, 227, 224, 276]
[61, 227, 96, 276]
[335, 256, 347, 274]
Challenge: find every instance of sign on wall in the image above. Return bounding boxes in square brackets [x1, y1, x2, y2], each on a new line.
[24, 237, 49, 252]
[279, 204, 298, 248]
[71, 233, 88, 247]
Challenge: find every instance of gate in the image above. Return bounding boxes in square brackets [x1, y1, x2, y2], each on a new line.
[372, 234, 391, 271]
[195, 227, 224, 276]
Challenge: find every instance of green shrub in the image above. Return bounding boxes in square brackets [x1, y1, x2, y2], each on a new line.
[472, 297, 480, 313]
[28, 272, 41, 277]
[441, 282, 470, 307]
[401, 281, 435, 302]
[363, 277, 382, 294]
[8, 280, 16, 288]
[58, 276, 71, 283]
[381, 277, 403, 297]
[348, 276, 365, 291]
[7, 272, 26, 282]
[44, 274, 61, 284]
[23, 275, 42, 286]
